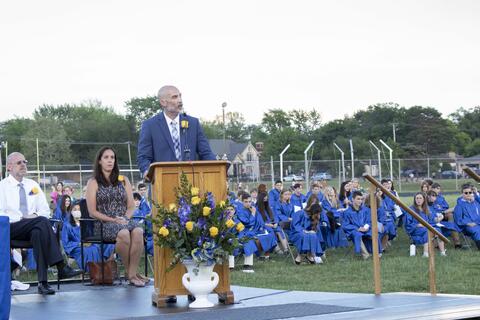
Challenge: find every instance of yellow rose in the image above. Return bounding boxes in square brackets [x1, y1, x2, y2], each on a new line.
[181, 120, 189, 129]
[236, 222, 245, 232]
[219, 200, 226, 207]
[225, 219, 235, 228]
[191, 196, 201, 205]
[118, 175, 124, 182]
[168, 203, 177, 211]
[185, 221, 194, 232]
[30, 187, 39, 195]
[202, 206, 212, 216]
[191, 187, 199, 196]
[158, 226, 169, 237]
[209, 226, 219, 237]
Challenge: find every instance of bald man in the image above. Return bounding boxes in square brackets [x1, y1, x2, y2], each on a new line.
[137, 85, 216, 177]
[0, 152, 82, 295]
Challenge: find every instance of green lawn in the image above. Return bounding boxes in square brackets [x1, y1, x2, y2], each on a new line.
[230, 192, 480, 295]
[230, 230, 480, 295]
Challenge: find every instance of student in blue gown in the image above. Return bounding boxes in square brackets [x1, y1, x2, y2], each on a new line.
[274, 189, 294, 238]
[137, 183, 151, 217]
[268, 180, 283, 209]
[290, 203, 324, 264]
[236, 193, 277, 271]
[321, 186, 349, 248]
[427, 190, 461, 248]
[338, 180, 352, 208]
[306, 183, 325, 204]
[453, 183, 480, 250]
[290, 183, 307, 209]
[226, 205, 257, 272]
[53, 195, 72, 223]
[61, 202, 115, 271]
[257, 192, 289, 254]
[227, 183, 236, 204]
[132, 192, 153, 256]
[378, 179, 398, 250]
[342, 191, 383, 259]
[405, 192, 446, 257]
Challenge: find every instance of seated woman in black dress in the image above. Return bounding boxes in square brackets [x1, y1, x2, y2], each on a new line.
[85, 147, 146, 287]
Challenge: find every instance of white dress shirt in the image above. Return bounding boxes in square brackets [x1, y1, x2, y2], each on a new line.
[164, 113, 180, 140]
[0, 175, 51, 223]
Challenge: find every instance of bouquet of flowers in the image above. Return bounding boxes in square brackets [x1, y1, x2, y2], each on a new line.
[152, 173, 247, 270]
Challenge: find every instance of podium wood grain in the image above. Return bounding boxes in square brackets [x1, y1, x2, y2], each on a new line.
[146, 161, 234, 307]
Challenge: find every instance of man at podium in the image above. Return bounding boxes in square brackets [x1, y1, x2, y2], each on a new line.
[137, 85, 216, 177]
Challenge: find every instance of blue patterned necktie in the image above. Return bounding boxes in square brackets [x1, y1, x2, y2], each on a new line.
[170, 120, 181, 161]
[18, 183, 28, 217]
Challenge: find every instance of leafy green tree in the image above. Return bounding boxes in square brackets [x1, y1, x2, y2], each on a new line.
[124, 96, 160, 131]
[21, 117, 74, 165]
[261, 109, 291, 134]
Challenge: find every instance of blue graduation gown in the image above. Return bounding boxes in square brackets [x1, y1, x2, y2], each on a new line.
[289, 210, 324, 255]
[404, 207, 438, 245]
[379, 198, 397, 240]
[236, 206, 277, 254]
[434, 193, 449, 212]
[342, 205, 382, 254]
[256, 203, 284, 239]
[131, 207, 153, 256]
[61, 222, 114, 271]
[268, 188, 281, 209]
[274, 201, 294, 238]
[428, 204, 459, 238]
[320, 199, 349, 248]
[454, 198, 480, 241]
[291, 193, 307, 209]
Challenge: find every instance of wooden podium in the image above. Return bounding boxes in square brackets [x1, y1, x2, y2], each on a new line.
[146, 161, 234, 307]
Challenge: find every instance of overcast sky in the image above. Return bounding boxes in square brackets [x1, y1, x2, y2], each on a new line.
[1, 0, 479, 125]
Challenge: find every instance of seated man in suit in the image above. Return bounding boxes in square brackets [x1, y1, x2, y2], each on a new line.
[0, 152, 82, 295]
[137, 85, 216, 177]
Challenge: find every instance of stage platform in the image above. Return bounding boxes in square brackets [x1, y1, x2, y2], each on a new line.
[10, 282, 480, 320]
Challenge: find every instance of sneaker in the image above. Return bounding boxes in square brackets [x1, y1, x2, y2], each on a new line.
[242, 265, 254, 273]
[314, 256, 323, 264]
[11, 280, 30, 291]
[422, 252, 429, 258]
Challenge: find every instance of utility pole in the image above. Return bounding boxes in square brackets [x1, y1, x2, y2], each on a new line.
[392, 123, 397, 143]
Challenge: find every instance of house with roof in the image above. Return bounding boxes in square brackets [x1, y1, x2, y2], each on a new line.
[208, 139, 260, 180]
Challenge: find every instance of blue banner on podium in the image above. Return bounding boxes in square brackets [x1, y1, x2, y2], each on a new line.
[0, 216, 11, 320]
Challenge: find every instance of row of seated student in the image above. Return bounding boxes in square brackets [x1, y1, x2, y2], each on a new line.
[21, 183, 154, 275]
[226, 177, 480, 273]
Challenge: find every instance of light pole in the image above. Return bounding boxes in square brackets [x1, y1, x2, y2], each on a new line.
[222, 102, 227, 153]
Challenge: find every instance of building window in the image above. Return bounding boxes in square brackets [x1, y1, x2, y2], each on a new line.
[247, 152, 253, 162]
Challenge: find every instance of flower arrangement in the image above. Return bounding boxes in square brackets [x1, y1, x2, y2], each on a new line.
[152, 173, 247, 270]
[29, 187, 39, 195]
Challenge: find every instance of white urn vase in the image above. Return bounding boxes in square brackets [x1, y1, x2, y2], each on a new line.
[182, 260, 219, 308]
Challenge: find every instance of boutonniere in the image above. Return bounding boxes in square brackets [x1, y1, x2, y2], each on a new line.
[29, 187, 39, 196]
[118, 175, 125, 182]
[181, 119, 189, 130]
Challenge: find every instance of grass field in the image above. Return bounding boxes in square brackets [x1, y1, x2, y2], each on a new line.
[229, 191, 480, 295]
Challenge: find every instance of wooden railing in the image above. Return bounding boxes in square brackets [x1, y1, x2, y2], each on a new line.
[364, 175, 449, 296]
[463, 167, 480, 183]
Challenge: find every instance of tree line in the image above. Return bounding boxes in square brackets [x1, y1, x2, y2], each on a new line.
[0, 97, 479, 166]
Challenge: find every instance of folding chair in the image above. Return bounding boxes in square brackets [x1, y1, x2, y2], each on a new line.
[10, 218, 63, 289]
[79, 199, 149, 285]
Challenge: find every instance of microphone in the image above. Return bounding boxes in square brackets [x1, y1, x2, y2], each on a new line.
[181, 112, 191, 161]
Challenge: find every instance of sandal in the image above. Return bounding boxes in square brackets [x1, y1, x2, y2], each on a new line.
[128, 277, 145, 287]
[136, 273, 151, 284]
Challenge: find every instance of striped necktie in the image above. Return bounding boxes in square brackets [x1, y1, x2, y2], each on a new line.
[18, 183, 28, 217]
[170, 120, 181, 161]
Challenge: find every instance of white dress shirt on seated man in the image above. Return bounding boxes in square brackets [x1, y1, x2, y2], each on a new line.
[0, 174, 51, 223]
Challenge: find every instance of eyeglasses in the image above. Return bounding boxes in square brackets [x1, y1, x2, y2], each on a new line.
[463, 191, 473, 195]
[16, 160, 28, 165]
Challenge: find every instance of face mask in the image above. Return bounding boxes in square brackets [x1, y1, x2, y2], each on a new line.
[72, 211, 81, 219]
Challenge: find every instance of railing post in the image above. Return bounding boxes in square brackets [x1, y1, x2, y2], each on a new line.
[428, 230, 437, 295]
[369, 184, 382, 295]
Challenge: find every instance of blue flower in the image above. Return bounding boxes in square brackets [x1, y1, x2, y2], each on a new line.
[207, 192, 215, 209]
